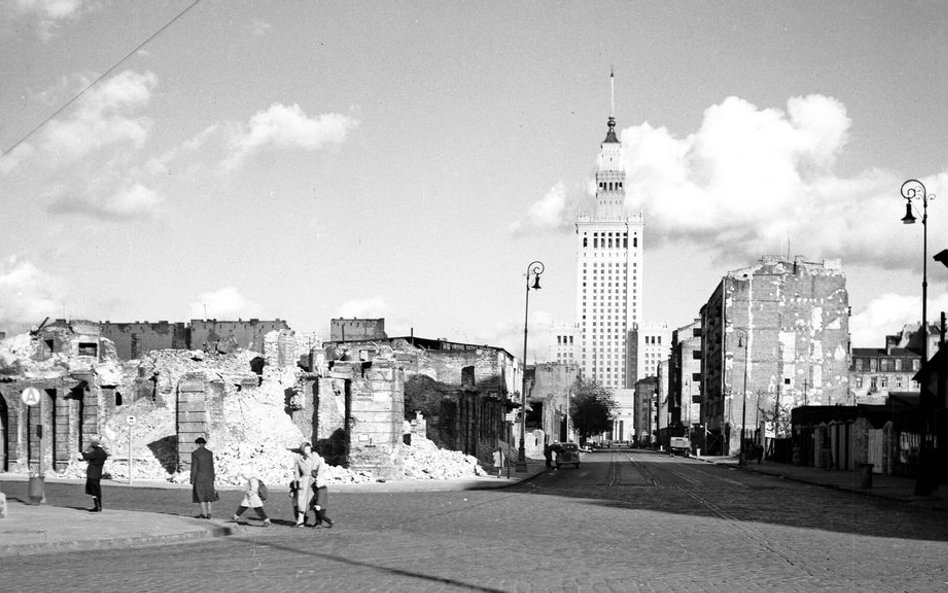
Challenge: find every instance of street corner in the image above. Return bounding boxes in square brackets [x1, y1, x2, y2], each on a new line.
[0, 500, 224, 557]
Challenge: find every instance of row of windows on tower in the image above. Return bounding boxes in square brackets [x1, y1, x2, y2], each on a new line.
[583, 232, 637, 249]
[598, 181, 623, 191]
[556, 335, 574, 345]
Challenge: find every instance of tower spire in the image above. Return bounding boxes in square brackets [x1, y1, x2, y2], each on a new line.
[603, 68, 618, 144]
[610, 65, 615, 118]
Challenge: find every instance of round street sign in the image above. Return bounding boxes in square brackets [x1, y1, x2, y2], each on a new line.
[21, 387, 41, 406]
[126, 415, 137, 426]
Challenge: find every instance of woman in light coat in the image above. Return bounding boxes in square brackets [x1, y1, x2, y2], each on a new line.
[293, 441, 316, 527]
[232, 469, 270, 527]
[310, 455, 334, 528]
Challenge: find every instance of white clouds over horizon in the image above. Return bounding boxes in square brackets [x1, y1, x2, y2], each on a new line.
[512, 94, 948, 273]
[188, 287, 261, 321]
[222, 103, 357, 171]
[850, 291, 948, 348]
[508, 181, 573, 235]
[0, 256, 68, 325]
[338, 296, 391, 318]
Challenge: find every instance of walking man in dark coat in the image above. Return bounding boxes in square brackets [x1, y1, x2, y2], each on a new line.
[80, 436, 108, 512]
[190, 437, 216, 519]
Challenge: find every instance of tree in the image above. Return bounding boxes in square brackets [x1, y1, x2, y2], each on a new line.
[570, 378, 618, 439]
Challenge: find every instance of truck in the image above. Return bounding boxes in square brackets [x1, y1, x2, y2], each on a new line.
[669, 437, 691, 457]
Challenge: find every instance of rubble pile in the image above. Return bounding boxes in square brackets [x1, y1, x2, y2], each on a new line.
[391, 435, 488, 479]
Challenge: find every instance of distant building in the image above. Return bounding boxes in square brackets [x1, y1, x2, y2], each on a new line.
[329, 318, 387, 342]
[850, 326, 927, 405]
[633, 377, 659, 444]
[638, 321, 671, 380]
[574, 73, 644, 391]
[699, 256, 850, 456]
[550, 322, 579, 366]
[668, 319, 702, 435]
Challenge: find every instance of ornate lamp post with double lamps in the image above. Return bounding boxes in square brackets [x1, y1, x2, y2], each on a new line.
[900, 179, 934, 494]
[516, 260, 544, 472]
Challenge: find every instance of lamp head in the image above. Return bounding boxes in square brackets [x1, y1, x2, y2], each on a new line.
[902, 201, 917, 224]
[531, 274, 542, 290]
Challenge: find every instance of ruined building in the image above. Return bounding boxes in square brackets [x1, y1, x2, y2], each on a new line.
[321, 335, 519, 465]
[96, 318, 291, 360]
[699, 256, 850, 456]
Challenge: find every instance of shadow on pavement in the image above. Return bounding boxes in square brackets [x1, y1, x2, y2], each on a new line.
[501, 450, 948, 543]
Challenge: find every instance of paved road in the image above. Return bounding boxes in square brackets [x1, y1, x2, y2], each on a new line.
[5, 449, 948, 592]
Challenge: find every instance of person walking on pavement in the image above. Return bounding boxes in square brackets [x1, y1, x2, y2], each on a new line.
[543, 441, 553, 469]
[80, 436, 109, 512]
[492, 446, 505, 478]
[190, 436, 216, 519]
[232, 468, 270, 527]
[292, 441, 316, 527]
[310, 454, 334, 529]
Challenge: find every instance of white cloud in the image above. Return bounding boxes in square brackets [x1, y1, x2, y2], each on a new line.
[512, 94, 947, 272]
[509, 181, 574, 235]
[48, 181, 163, 220]
[338, 297, 391, 318]
[0, 256, 68, 325]
[850, 291, 948, 347]
[15, 0, 92, 41]
[476, 310, 555, 361]
[251, 19, 272, 36]
[5, 70, 158, 171]
[222, 103, 357, 170]
[189, 287, 261, 320]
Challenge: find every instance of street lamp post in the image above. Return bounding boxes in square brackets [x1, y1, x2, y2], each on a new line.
[737, 330, 749, 466]
[516, 260, 544, 472]
[900, 179, 934, 494]
[900, 179, 931, 364]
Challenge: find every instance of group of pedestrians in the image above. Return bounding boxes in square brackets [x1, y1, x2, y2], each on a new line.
[78, 435, 334, 529]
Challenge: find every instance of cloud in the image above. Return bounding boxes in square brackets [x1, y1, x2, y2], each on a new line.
[0, 256, 68, 325]
[251, 19, 271, 36]
[3, 70, 157, 172]
[850, 291, 948, 347]
[189, 287, 261, 320]
[15, 0, 94, 41]
[338, 296, 391, 318]
[509, 181, 575, 235]
[512, 94, 947, 272]
[476, 310, 555, 360]
[222, 103, 357, 170]
[48, 181, 163, 220]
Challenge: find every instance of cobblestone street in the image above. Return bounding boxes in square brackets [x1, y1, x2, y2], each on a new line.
[4, 450, 947, 592]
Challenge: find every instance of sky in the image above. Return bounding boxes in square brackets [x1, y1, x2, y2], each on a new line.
[2, 0, 948, 359]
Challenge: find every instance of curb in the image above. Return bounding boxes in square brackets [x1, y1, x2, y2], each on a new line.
[702, 457, 948, 509]
[0, 524, 226, 558]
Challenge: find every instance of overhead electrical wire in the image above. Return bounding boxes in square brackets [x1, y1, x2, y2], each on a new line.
[0, 0, 202, 162]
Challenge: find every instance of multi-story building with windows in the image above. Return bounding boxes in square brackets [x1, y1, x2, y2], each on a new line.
[550, 322, 580, 367]
[575, 74, 644, 391]
[850, 324, 932, 404]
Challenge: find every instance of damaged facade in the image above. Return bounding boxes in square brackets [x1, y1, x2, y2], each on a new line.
[321, 335, 520, 466]
[699, 256, 851, 456]
[98, 318, 290, 360]
[0, 322, 490, 483]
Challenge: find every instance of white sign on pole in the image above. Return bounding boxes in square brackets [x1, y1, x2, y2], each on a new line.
[20, 387, 41, 406]
[126, 415, 137, 426]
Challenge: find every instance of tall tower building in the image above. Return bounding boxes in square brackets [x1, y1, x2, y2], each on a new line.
[575, 73, 645, 390]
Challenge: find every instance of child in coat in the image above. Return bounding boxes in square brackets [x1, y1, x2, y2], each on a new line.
[232, 468, 270, 527]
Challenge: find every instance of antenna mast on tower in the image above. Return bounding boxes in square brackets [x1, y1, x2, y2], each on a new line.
[610, 65, 615, 118]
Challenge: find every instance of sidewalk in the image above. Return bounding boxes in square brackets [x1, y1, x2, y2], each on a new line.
[697, 455, 948, 511]
[0, 462, 548, 557]
[0, 498, 228, 558]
